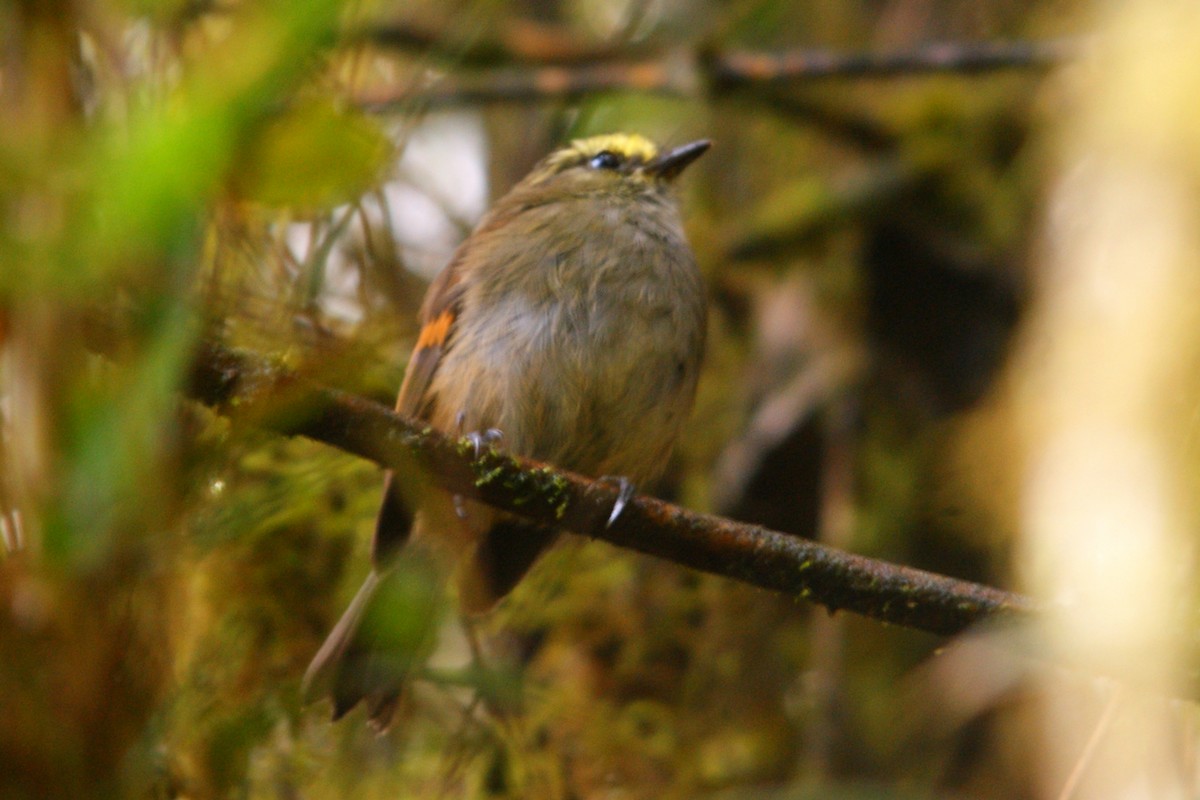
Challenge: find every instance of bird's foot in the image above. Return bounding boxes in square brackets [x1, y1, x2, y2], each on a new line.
[454, 411, 504, 458]
[451, 417, 504, 519]
[465, 428, 504, 459]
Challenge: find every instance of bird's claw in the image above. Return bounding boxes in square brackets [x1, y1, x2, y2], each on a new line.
[598, 476, 636, 528]
[465, 428, 504, 458]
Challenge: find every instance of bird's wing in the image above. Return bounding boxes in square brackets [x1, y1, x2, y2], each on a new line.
[393, 199, 521, 419]
[395, 261, 465, 418]
[372, 251, 468, 566]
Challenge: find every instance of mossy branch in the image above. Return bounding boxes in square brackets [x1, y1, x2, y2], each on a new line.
[187, 339, 1038, 640]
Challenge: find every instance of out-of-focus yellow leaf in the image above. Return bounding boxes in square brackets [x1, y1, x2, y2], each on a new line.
[234, 101, 393, 212]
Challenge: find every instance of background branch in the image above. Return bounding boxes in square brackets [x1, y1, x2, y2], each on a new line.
[354, 38, 1080, 110]
[707, 38, 1081, 87]
[349, 19, 655, 66]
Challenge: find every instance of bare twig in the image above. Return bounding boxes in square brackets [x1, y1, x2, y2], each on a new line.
[353, 38, 1081, 110]
[186, 340, 1037, 640]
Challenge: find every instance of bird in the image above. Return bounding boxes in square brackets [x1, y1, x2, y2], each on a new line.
[302, 132, 710, 728]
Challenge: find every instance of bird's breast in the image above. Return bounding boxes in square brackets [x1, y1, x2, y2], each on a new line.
[431, 198, 704, 479]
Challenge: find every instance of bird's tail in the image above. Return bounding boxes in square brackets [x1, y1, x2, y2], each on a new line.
[302, 562, 441, 730]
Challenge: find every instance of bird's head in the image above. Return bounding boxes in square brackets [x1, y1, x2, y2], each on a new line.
[518, 133, 711, 199]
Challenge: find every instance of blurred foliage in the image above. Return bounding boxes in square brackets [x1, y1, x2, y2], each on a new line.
[0, 0, 1139, 798]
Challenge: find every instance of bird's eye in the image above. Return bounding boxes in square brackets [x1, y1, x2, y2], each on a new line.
[588, 151, 621, 170]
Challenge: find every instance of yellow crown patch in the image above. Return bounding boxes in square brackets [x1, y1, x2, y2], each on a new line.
[543, 133, 660, 172]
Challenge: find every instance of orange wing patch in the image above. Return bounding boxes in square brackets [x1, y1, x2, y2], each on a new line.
[415, 309, 455, 350]
[396, 307, 457, 418]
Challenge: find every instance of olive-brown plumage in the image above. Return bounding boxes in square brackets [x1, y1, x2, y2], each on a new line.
[303, 133, 709, 728]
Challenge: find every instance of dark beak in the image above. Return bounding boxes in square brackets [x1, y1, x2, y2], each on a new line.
[644, 139, 711, 180]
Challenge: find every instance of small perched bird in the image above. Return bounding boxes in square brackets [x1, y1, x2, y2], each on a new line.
[303, 133, 709, 727]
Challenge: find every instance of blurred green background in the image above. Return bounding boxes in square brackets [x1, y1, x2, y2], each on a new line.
[0, 0, 1143, 798]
